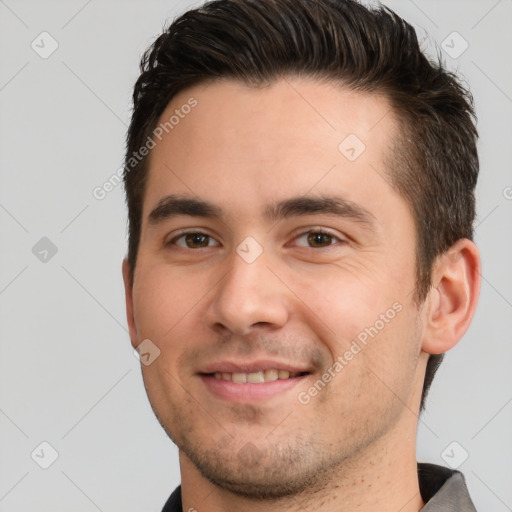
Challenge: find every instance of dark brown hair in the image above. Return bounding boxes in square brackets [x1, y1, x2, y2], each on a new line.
[123, 0, 479, 411]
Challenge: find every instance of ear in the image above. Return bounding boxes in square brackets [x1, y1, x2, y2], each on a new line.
[422, 239, 481, 355]
[122, 258, 139, 349]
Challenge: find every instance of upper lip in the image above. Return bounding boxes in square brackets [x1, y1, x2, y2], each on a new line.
[200, 360, 311, 374]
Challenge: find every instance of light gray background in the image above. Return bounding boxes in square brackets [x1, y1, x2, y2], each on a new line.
[0, 0, 511, 510]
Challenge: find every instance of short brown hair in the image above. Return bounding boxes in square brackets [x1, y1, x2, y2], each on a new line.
[123, 0, 479, 411]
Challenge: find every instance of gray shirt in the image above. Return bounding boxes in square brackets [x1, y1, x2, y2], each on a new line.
[161, 462, 477, 511]
[419, 462, 477, 511]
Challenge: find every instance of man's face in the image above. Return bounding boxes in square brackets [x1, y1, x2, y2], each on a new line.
[124, 78, 428, 498]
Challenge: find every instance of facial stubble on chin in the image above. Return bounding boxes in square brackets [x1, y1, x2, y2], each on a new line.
[140, 358, 330, 500]
[164, 399, 342, 501]
[144, 334, 405, 500]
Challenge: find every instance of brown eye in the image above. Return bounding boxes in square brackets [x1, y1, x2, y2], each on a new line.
[292, 229, 346, 249]
[307, 232, 333, 248]
[170, 232, 219, 249]
[184, 233, 210, 248]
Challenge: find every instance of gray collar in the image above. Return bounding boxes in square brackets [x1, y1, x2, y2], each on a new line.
[418, 463, 477, 511]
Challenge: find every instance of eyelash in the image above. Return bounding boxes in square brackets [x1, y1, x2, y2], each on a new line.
[167, 228, 346, 250]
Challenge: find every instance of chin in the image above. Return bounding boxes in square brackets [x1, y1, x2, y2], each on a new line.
[179, 436, 335, 500]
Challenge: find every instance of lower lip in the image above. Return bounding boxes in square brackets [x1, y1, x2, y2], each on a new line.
[200, 374, 307, 402]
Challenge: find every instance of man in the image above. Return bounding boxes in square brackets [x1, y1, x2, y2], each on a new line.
[121, 0, 481, 510]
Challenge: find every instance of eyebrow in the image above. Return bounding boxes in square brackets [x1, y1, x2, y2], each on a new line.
[148, 195, 222, 224]
[147, 193, 377, 232]
[264, 195, 377, 231]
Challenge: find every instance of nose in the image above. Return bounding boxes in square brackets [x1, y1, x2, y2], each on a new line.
[205, 248, 290, 336]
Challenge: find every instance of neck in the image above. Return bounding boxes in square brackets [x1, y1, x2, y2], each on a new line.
[179, 408, 425, 512]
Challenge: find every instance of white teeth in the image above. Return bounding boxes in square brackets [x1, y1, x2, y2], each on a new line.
[247, 371, 265, 383]
[264, 369, 279, 381]
[211, 369, 302, 383]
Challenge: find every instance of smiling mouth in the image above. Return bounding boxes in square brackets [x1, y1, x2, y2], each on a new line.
[203, 370, 309, 383]
[200, 367, 311, 402]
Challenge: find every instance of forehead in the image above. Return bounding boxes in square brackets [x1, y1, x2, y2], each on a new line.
[143, 77, 403, 223]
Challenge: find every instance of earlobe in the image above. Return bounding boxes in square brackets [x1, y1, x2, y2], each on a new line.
[122, 258, 139, 349]
[422, 239, 481, 355]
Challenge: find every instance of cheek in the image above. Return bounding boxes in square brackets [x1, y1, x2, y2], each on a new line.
[132, 262, 213, 398]
[344, 305, 422, 409]
[286, 263, 397, 346]
[311, 306, 421, 433]
[132, 262, 208, 341]
[132, 265, 208, 419]
[291, 266, 419, 393]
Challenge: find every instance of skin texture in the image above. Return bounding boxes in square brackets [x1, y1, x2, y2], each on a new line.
[123, 77, 481, 511]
